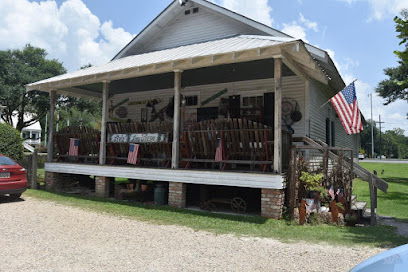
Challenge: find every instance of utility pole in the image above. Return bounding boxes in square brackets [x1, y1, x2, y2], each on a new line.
[378, 115, 385, 159]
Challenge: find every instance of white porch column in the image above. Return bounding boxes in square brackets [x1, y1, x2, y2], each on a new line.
[99, 81, 110, 165]
[172, 70, 183, 169]
[274, 57, 282, 173]
[47, 90, 56, 163]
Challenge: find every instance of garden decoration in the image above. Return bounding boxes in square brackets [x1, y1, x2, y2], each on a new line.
[299, 199, 308, 225]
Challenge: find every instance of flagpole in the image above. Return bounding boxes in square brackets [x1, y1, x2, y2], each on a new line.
[320, 79, 358, 108]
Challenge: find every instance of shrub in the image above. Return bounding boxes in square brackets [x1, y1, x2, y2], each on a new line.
[0, 123, 24, 161]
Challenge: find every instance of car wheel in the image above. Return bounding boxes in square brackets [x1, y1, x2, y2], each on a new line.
[9, 193, 22, 200]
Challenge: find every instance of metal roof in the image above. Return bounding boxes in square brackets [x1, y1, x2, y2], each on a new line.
[26, 35, 295, 90]
[26, 35, 344, 96]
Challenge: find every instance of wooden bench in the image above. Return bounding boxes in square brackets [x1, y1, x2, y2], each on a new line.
[107, 122, 173, 167]
[55, 126, 100, 163]
[181, 118, 285, 172]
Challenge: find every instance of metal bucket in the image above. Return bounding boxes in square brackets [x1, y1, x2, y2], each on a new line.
[154, 183, 167, 205]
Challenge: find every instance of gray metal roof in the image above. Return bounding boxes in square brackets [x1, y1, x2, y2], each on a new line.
[27, 34, 345, 95]
[27, 35, 295, 88]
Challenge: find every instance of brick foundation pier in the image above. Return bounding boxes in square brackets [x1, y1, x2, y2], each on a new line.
[168, 182, 186, 208]
[261, 188, 285, 219]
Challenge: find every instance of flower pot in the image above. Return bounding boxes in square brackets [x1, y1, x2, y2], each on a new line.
[141, 184, 148, 192]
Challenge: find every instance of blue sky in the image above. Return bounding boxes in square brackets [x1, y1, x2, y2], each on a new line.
[1, 0, 407, 134]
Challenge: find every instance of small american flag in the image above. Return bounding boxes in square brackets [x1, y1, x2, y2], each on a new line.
[329, 185, 335, 200]
[127, 143, 140, 165]
[68, 138, 79, 156]
[215, 137, 224, 162]
[330, 82, 363, 135]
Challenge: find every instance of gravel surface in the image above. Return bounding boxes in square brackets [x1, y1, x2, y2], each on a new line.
[0, 197, 385, 272]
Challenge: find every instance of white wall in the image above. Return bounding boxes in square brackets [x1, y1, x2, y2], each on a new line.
[308, 79, 359, 156]
[109, 76, 307, 137]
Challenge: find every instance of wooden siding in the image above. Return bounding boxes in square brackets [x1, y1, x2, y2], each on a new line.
[109, 76, 306, 138]
[139, 3, 268, 54]
[44, 163, 284, 189]
[308, 79, 359, 157]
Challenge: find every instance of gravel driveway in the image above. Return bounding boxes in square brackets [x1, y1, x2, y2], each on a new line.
[0, 196, 384, 272]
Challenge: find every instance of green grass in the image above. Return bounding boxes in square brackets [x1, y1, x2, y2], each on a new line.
[24, 189, 407, 248]
[353, 162, 408, 220]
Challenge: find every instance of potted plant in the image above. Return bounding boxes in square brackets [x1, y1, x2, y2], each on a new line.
[299, 171, 324, 212]
[345, 213, 358, 226]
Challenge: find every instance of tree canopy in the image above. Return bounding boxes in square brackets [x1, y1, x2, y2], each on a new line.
[0, 44, 66, 131]
[376, 10, 408, 117]
[360, 120, 408, 159]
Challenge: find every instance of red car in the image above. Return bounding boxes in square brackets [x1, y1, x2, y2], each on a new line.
[0, 154, 27, 199]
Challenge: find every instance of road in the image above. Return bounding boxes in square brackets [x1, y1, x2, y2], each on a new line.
[361, 159, 408, 164]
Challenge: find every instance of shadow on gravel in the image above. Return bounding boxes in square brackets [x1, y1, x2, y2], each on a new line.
[0, 195, 25, 204]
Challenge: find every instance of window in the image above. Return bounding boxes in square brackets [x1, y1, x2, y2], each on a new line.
[193, 7, 199, 13]
[0, 156, 16, 165]
[326, 118, 330, 145]
[184, 95, 198, 106]
[242, 95, 263, 108]
[331, 121, 335, 147]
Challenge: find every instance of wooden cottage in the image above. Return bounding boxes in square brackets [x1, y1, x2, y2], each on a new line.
[26, 0, 360, 218]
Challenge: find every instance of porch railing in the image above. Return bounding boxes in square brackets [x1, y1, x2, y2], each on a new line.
[53, 119, 292, 173]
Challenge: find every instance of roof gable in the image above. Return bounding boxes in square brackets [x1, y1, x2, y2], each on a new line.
[113, 0, 290, 60]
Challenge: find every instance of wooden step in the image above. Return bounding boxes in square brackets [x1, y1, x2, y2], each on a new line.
[351, 201, 367, 211]
[351, 201, 367, 220]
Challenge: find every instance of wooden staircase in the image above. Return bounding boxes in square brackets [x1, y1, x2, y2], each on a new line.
[292, 137, 388, 225]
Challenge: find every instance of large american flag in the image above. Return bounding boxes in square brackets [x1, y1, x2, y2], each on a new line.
[68, 138, 79, 156]
[127, 143, 140, 165]
[330, 82, 363, 135]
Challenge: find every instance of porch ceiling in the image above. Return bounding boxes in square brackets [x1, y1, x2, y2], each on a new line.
[75, 59, 295, 96]
[26, 35, 334, 99]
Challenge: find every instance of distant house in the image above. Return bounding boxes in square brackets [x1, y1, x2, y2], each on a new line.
[11, 114, 42, 148]
[21, 121, 42, 148]
[27, 0, 360, 218]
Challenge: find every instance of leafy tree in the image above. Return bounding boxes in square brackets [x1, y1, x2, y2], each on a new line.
[0, 44, 66, 131]
[376, 10, 408, 117]
[0, 123, 23, 161]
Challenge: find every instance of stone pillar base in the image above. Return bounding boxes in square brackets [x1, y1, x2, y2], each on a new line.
[168, 182, 186, 208]
[95, 176, 112, 198]
[261, 188, 285, 219]
[45, 172, 76, 192]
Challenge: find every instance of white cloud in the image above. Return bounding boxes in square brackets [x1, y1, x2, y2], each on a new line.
[281, 14, 319, 42]
[339, 0, 408, 20]
[299, 13, 319, 32]
[281, 22, 308, 41]
[0, 0, 134, 72]
[369, 0, 408, 20]
[214, 0, 274, 26]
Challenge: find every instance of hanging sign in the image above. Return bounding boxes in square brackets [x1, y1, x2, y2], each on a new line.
[108, 133, 168, 143]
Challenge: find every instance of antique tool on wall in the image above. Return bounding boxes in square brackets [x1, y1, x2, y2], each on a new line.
[201, 89, 228, 107]
[282, 97, 302, 133]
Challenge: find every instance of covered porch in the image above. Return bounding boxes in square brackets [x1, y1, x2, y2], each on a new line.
[27, 36, 331, 217]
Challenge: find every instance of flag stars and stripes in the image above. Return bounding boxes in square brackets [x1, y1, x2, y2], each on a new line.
[127, 143, 140, 165]
[68, 138, 79, 156]
[330, 82, 363, 135]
